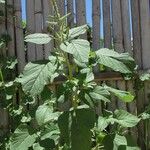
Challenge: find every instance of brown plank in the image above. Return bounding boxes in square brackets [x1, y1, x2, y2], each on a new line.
[67, 0, 74, 27]
[7, 0, 15, 57]
[35, 0, 44, 60]
[26, 0, 36, 62]
[57, 0, 65, 16]
[92, 0, 100, 50]
[131, 0, 145, 148]
[120, 0, 132, 54]
[43, 0, 54, 59]
[13, 0, 26, 73]
[111, 0, 126, 110]
[103, 0, 112, 49]
[139, 0, 150, 70]
[111, 0, 124, 51]
[75, 0, 87, 39]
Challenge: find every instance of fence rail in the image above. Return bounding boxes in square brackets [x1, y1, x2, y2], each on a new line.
[0, 0, 150, 149]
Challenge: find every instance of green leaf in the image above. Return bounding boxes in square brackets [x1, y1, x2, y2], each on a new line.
[33, 143, 45, 150]
[114, 110, 140, 128]
[68, 24, 88, 39]
[18, 61, 57, 97]
[97, 116, 110, 131]
[71, 109, 95, 150]
[103, 134, 128, 150]
[113, 134, 127, 150]
[0, 0, 5, 3]
[36, 104, 61, 126]
[140, 112, 150, 120]
[9, 125, 37, 150]
[80, 68, 94, 83]
[104, 85, 134, 103]
[96, 49, 133, 73]
[60, 39, 90, 63]
[25, 33, 51, 44]
[118, 146, 140, 150]
[41, 123, 60, 143]
[89, 86, 110, 103]
[140, 73, 150, 81]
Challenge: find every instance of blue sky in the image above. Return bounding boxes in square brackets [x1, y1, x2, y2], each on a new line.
[21, 0, 103, 36]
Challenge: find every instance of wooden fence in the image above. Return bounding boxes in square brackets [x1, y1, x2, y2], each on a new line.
[0, 0, 150, 149]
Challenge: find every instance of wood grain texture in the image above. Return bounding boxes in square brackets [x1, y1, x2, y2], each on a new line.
[139, 0, 150, 69]
[26, 0, 36, 62]
[92, 0, 100, 50]
[131, 0, 145, 148]
[67, 0, 74, 27]
[57, 0, 65, 16]
[131, 0, 142, 69]
[0, 2, 6, 57]
[103, 0, 112, 49]
[13, 0, 26, 72]
[75, 0, 87, 39]
[35, 0, 43, 60]
[7, 0, 15, 57]
[120, 0, 132, 54]
[111, 0, 126, 110]
[43, 0, 54, 59]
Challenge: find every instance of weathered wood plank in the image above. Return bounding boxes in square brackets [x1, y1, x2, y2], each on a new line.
[120, 0, 132, 53]
[7, 0, 15, 57]
[67, 0, 74, 27]
[35, 0, 43, 60]
[131, 0, 142, 68]
[43, 0, 54, 59]
[75, 0, 87, 39]
[92, 0, 100, 50]
[0, 2, 6, 57]
[139, 0, 150, 70]
[111, 0, 124, 51]
[13, 0, 26, 73]
[131, 0, 145, 148]
[103, 0, 112, 49]
[57, 0, 65, 16]
[111, 0, 126, 110]
[26, 0, 36, 62]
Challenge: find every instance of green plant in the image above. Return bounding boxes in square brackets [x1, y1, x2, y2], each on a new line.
[1, 0, 148, 150]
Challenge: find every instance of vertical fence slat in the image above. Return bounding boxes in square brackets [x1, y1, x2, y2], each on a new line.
[0, 3, 9, 137]
[139, 0, 150, 147]
[120, 0, 132, 53]
[127, 81, 138, 143]
[13, 0, 25, 73]
[26, 0, 36, 62]
[121, 0, 137, 142]
[43, 0, 54, 59]
[111, 0, 126, 110]
[131, 0, 145, 148]
[111, 0, 124, 51]
[57, 0, 65, 16]
[75, 0, 87, 39]
[67, 0, 74, 27]
[92, 0, 100, 50]
[0, 2, 6, 57]
[92, 0, 101, 114]
[7, 0, 15, 57]
[103, 0, 112, 49]
[75, 0, 86, 26]
[35, 0, 43, 60]
[139, 0, 150, 70]
[130, 0, 142, 68]
[75, 0, 87, 37]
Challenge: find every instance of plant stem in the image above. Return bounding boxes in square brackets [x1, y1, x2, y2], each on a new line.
[0, 68, 4, 82]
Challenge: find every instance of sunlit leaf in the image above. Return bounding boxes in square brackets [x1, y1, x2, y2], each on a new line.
[25, 33, 51, 44]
